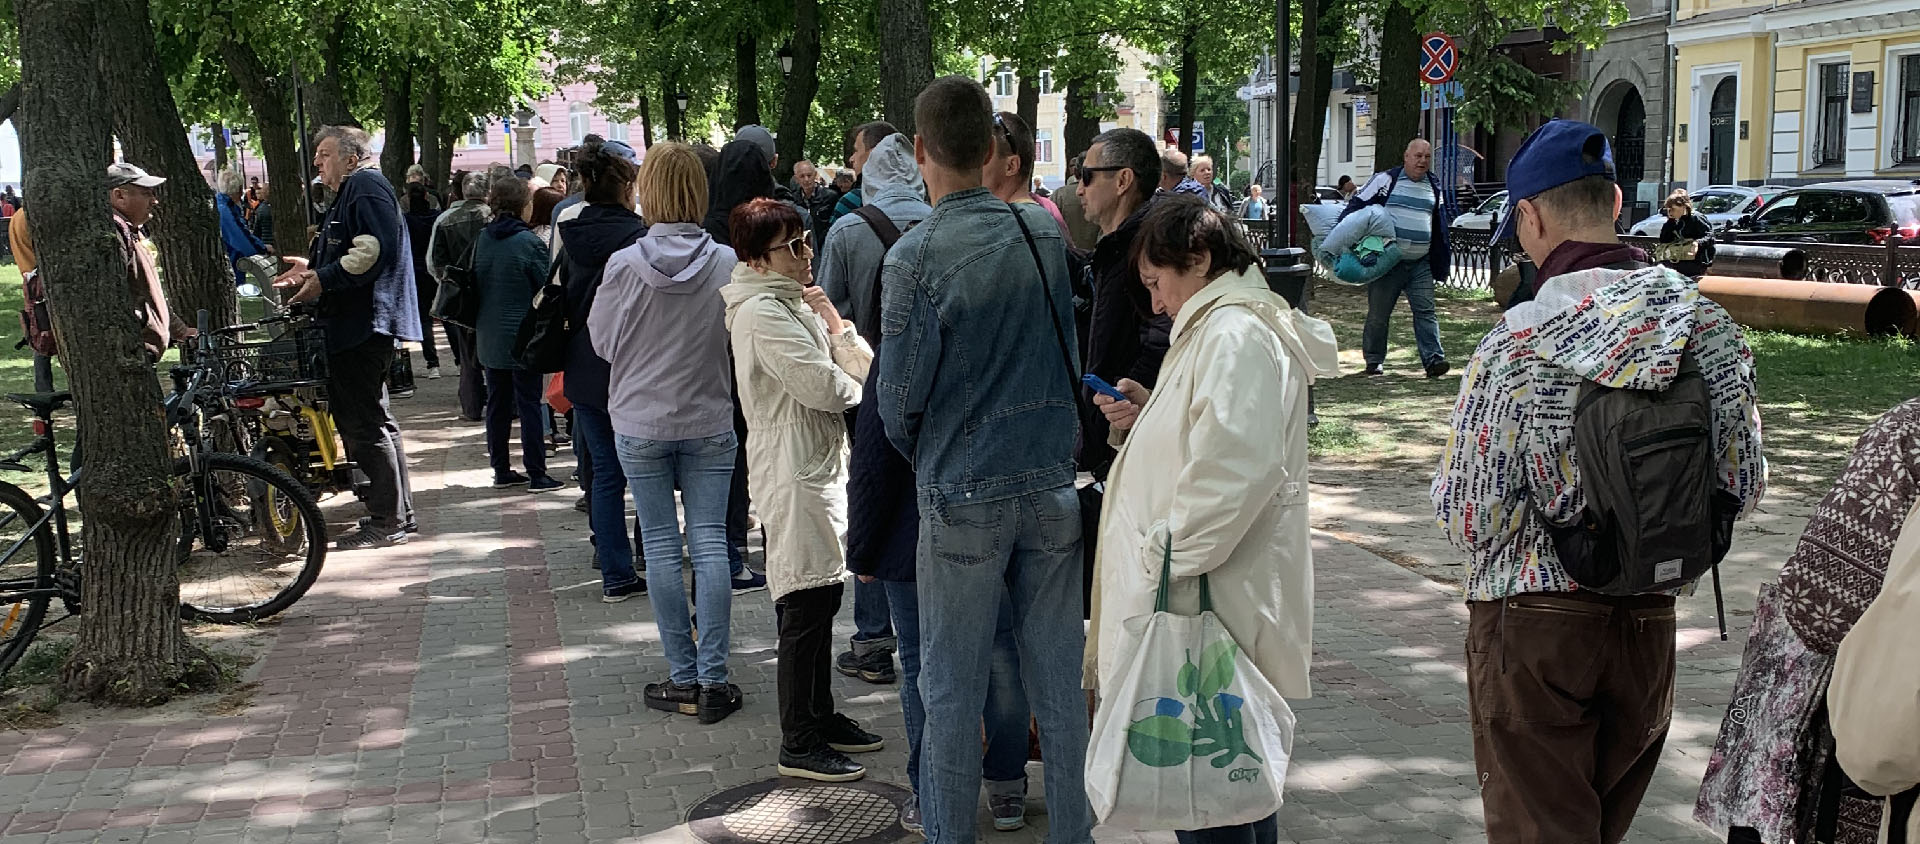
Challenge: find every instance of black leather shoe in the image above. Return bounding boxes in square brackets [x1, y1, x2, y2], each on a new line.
[697, 683, 743, 724]
[835, 649, 897, 684]
[1425, 358, 1452, 379]
[821, 713, 884, 753]
[778, 746, 866, 782]
[644, 681, 698, 716]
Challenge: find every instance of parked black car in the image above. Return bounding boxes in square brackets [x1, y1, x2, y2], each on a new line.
[1729, 180, 1920, 245]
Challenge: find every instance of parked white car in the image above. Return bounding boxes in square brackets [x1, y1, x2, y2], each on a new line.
[1626, 185, 1788, 236]
[1451, 191, 1508, 231]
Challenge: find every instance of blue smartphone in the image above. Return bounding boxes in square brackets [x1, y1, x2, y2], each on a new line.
[1082, 373, 1130, 402]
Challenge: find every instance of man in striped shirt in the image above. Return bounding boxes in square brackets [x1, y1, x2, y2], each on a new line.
[1341, 138, 1452, 378]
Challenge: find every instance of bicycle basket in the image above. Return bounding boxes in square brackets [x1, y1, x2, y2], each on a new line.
[211, 326, 329, 391]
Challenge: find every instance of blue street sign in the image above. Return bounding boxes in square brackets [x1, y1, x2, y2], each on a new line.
[1191, 122, 1205, 152]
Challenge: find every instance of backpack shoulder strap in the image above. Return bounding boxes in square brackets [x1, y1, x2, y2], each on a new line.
[853, 204, 903, 249]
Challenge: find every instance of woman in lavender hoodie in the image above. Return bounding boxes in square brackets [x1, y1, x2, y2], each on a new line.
[589, 142, 744, 725]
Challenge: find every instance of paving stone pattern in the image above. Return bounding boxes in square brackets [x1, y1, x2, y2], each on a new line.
[0, 364, 1766, 843]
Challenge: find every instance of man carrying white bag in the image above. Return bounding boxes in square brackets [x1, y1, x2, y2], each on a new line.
[1084, 196, 1332, 844]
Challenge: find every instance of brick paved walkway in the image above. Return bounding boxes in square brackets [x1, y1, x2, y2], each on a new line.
[0, 358, 1775, 843]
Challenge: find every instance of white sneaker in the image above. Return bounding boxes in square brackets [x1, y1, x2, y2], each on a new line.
[426, 366, 442, 379]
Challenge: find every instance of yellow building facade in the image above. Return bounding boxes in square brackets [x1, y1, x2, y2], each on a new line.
[1670, 0, 1920, 187]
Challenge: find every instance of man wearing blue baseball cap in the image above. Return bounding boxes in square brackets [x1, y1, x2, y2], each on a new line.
[1432, 119, 1768, 843]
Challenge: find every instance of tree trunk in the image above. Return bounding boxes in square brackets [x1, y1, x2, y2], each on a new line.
[439, 131, 455, 191]
[1064, 71, 1100, 164]
[380, 68, 415, 194]
[211, 121, 228, 172]
[876, 0, 932, 133]
[638, 93, 654, 148]
[302, 12, 353, 129]
[664, 74, 683, 140]
[100, 0, 236, 331]
[775, 0, 820, 185]
[1373, 0, 1421, 173]
[19, 0, 206, 707]
[0, 82, 20, 128]
[735, 32, 761, 129]
[1016, 65, 1040, 131]
[220, 36, 306, 256]
[1177, 30, 1199, 154]
[1289, 0, 1337, 247]
[417, 72, 442, 193]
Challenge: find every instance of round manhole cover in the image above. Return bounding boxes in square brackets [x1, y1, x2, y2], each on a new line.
[686, 778, 913, 844]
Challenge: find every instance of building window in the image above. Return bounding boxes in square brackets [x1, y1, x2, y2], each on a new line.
[995, 66, 1015, 98]
[605, 119, 629, 143]
[1339, 104, 1354, 163]
[1899, 54, 1920, 164]
[1815, 61, 1850, 167]
[1035, 129, 1054, 163]
[1038, 70, 1054, 95]
[568, 103, 590, 145]
[466, 124, 488, 148]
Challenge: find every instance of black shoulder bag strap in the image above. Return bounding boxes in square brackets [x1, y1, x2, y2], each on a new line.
[1007, 203, 1084, 417]
[852, 205, 903, 344]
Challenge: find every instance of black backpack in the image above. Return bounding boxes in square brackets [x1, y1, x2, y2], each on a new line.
[850, 205, 906, 350]
[431, 233, 481, 329]
[1536, 352, 1741, 627]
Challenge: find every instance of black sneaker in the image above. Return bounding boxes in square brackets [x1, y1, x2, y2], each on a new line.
[1363, 364, 1385, 377]
[574, 495, 590, 513]
[528, 475, 567, 493]
[603, 580, 646, 603]
[778, 746, 866, 782]
[697, 683, 743, 724]
[1425, 358, 1452, 379]
[336, 524, 408, 550]
[644, 681, 699, 716]
[493, 470, 530, 489]
[835, 649, 897, 684]
[821, 713, 884, 753]
[358, 515, 419, 535]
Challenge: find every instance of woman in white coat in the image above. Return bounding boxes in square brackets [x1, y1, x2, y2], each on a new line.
[1088, 196, 1338, 844]
[719, 198, 883, 784]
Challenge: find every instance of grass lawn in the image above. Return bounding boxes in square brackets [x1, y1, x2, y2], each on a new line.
[1305, 279, 1920, 493]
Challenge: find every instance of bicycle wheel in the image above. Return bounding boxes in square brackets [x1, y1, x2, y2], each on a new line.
[0, 481, 57, 676]
[175, 452, 326, 624]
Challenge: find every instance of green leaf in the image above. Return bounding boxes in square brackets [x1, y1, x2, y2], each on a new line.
[1125, 714, 1193, 768]
[1195, 640, 1236, 700]
[1176, 660, 1197, 698]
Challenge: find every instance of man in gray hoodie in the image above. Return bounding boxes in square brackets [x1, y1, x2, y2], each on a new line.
[816, 132, 930, 685]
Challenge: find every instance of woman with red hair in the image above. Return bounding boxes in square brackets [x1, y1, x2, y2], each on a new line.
[719, 197, 880, 782]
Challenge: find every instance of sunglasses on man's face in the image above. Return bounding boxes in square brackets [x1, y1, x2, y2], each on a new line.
[1077, 166, 1125, 186]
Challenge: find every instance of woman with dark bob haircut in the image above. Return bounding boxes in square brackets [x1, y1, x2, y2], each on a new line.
[718, 197, 882, 782]
[1086, 195, 1340, 844]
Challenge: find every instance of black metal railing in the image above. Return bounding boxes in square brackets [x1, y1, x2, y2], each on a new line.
[1444, 228, 1506, 291]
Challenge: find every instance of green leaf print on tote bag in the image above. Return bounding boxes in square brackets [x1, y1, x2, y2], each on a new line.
[1087, 533, 1296, 830]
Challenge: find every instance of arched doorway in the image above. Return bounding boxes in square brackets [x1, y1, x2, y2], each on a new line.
[1709, 78, 1736, 185]
[1612, 88, 1646, 186]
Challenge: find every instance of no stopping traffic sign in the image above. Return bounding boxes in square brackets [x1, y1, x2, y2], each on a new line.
[1419, 33, 1459, 85]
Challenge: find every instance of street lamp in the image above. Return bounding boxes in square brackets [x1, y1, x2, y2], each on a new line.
[778, 43, 795, 79]
[673, 91, 691, 140]
[231, 126, 250, 181]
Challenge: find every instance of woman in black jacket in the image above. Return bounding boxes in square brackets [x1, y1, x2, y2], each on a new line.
[556, 138, 649, 601]
[402, 183, 443, 375]
[1657, 189, 1715, 278]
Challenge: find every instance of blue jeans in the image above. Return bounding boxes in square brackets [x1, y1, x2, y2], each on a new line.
[917, 485, 1091, 844]
[572, 406, 637, 594]
[1174, 814, 1277, 844]
[852, 578, 895, 649]
[887, 583, 1032, 798]
[1362, 258, 1445, 368]
[616, 432, 738, 686]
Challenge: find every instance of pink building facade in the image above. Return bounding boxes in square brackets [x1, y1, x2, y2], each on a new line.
[448, 81, 645, 173]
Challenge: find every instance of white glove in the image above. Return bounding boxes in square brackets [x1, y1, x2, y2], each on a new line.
[339, 234, 381, 275]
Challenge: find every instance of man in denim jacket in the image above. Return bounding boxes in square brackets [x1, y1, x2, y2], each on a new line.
[876, 76, 1094, 844]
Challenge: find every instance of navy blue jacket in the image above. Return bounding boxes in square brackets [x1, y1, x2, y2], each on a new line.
[1339, 166, 1453, 282]
[311, 168, 423, 351]
[846, 344, 919, 582]
[557, 203, 647, 411]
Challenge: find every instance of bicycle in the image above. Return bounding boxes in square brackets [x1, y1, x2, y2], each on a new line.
[208, 298, 365, 504]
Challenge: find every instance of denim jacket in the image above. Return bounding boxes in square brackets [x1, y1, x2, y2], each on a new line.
[877, 186, 1080, 512]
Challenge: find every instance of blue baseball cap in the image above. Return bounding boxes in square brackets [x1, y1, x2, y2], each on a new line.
[1491, 119, 1616, 245]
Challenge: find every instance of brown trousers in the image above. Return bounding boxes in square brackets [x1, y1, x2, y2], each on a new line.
[1466, 592, 1678, 844]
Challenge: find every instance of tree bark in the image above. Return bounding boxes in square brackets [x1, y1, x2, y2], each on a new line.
[775, 0, 820, 185]
[19, 0, 205, 707]
[1373, 0, 1422, 174]
[735, 32, 761, 129]
[876, 0, 932, 133]
[211, 121, 228, 172]
[0, 82, 20, 129]
[1177, 30, 1199, 153]
[638, 93, 654, 149]
[380, 68, 415, 194]
[1064, 71, 1100, 164]
[220, 36, 307, 257]
[417, 72, 443, 193]
[99, 0, 236, 331]
[302, 12, 354, 129]
[1289, 0, 1337, 247]
[1016, 65, 1040, 131]
[664, 74, 683, 141]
